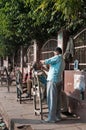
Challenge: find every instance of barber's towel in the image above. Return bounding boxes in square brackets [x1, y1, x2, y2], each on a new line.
[65, 37, 74, 57]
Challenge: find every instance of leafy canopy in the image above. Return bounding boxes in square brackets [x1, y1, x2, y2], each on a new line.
[0, 0, 86, 56]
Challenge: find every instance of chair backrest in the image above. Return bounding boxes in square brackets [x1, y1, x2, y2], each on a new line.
[16, 70, 23, 84]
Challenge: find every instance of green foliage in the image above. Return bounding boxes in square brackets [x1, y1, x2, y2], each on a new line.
[0, 0, 86, 57]
[0, 43, 19, 57]
[34, 0, 86, 30]
[0, 44, 6, 57]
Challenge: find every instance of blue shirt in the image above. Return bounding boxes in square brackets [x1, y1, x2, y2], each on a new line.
[44, 54, 64, 83]
[39, 75, 47, 86]
[34, 70, 47, 86]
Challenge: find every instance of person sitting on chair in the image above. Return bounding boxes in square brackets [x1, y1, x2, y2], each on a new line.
[32, 61, 47, 100]
[24, 66, 33, 98]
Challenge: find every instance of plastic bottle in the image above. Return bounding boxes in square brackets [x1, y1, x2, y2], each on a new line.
[74, 59, 79, 70]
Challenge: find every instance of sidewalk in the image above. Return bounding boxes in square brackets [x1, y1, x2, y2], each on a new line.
[0, 85, 86, 130]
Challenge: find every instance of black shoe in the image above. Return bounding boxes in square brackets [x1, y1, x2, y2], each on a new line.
[62, 111, 74, 117]
[25, 93, 30, 98]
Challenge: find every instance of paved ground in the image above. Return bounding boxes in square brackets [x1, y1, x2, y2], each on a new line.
[0, 85, 86, 130]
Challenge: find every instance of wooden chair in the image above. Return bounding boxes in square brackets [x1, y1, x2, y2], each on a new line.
[17, 83, 31, 104]
[0, 67, 12, 92]
[16, 70, 32, 104]
[32, 72, 47, 120]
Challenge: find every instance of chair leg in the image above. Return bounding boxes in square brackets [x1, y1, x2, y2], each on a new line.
[7, 79, 10, 92]
[33, 95, 37, 115]
[19, 90, 22, 104]
[17, 87, 19, 100]
[16, 87, 22, 104]
[39, 89, 43, 120]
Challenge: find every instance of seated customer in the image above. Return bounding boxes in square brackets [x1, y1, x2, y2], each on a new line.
[16, 68, 32, 98]
[23, 66, 33, 98]
[26, 67, 33, 98]
[32, 62, 47, 100]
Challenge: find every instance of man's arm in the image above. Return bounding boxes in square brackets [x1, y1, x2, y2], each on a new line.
[43, 55, 60, 65]
[40, 60, 45, 65]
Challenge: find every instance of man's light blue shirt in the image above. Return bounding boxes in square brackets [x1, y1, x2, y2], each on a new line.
[44, 54, 64, 83]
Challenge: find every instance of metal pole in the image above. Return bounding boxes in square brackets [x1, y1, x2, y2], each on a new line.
[20, 46, 24, 76]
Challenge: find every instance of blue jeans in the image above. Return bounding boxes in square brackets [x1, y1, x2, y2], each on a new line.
[47, 81, 62, 121]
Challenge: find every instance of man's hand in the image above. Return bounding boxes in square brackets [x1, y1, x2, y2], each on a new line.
[40, 60, 45, 64]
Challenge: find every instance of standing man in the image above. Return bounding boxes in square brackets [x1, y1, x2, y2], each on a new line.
[40, 47, 64, 123]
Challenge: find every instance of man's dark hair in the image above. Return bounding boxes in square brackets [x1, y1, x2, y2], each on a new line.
[55, 47, 62, 54]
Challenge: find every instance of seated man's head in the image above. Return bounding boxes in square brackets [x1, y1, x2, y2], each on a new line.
[32, 62, 42, 70]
